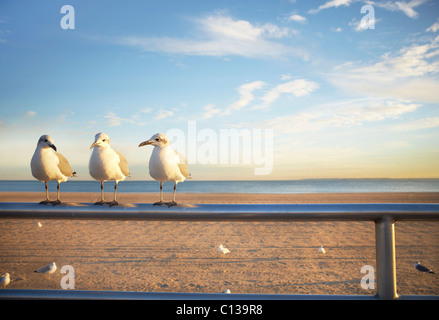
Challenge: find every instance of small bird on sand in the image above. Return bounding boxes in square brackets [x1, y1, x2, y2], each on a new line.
[218, 244, 231, 258]
[0, 273, 10, 288]
[34, 262, 57, 274]
[30, 135, 76, 205]
[138, 133, 190, 207]
[89, 132, 130, 206]
[319, 245, 326, 254]
[415, 261, 435, 274]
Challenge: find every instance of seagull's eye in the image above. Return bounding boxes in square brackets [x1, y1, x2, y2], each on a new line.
[44, 139, 48, 142]
[155, 138, 160, 141]
[102, 139, 106, 142]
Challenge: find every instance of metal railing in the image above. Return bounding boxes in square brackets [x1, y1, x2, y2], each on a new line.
[0, 202, 439, 300]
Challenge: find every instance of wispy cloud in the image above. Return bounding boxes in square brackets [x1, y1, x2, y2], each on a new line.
[104, 109, 151, 127]
[310, 0, 429, 19]
[365, 0, 429, 19]
[116, 13, 307, 60]
[390, 116, 439, 131]
[202, 103, 222, 119]
[222, 81, 265, 116]
[0, 17, 11, 44]
[211, 78, 318, 118]
[426, 18, 439, 32]
[261, 99, 420, 133]
[23, 110, 37, 118]
[309, 0, 354, 14]
[154, 109, 174, 120]
[349, 17, 380, 31]
[105, 112, 133, 127]
[330, 35, 439, 102]
[256, 79, 319, 109]
[289, 14, 307, 23]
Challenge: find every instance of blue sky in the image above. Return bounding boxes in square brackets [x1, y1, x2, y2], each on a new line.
[1, 0, 439, 180]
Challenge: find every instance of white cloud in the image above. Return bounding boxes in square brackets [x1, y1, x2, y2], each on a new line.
[289, 14, 307, 23]
[204, 78, 318, 118]
[154, 109, 174, 120]
[261, 99, 420, 133]
[394, 0, 424, 18]
[197, 14, 294, 40]
[117, 13, 307, 60]
[222, 81, 265, 115]
[104, 109, 150, 127]
[139, 107, 152, 114]
[426, 18, 439, 32]
[365, 0, 429, 19]
[258, 79, 319, 108]
[309, 0, 354, 14]
[310, 0, 429, 18]
[330, 36, 439, 102]
[202, 104, 221, 119]
[24, 110, 36, 117]
[390, 116, 439, 131]
[349, 17, 380, 31]
[105, 112, 126, 127]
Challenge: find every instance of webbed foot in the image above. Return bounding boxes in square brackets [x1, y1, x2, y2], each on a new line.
[50, 200, 61, 206]
[165, 201, 177, 207]
[106, 200, 119, 207]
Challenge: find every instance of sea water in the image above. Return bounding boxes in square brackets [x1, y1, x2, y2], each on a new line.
[1, 179, 439, 194]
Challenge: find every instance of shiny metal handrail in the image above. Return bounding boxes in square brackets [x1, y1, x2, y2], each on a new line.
[1, 202, 438, 300]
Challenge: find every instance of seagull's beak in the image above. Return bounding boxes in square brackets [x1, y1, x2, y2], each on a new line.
[138, 140, 153, 147]
[49, 143, 57, 152]
[90, 141, 98, 149]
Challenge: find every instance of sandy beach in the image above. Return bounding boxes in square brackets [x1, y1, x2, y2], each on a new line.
[1, 191, 439, 204]
[0, 192, 438, 297]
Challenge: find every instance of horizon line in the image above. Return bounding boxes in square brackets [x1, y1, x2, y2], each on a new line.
[1, 177, 439, 182]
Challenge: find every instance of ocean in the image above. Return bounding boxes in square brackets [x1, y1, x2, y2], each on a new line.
[1, 179, 439, 194]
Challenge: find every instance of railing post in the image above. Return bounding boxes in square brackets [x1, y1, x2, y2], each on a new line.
[375, 216, 398, 300]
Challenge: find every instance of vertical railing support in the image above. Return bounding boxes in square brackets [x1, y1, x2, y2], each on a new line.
[375, 216, 398, 300]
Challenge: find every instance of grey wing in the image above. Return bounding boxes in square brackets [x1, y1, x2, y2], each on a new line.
[35, 265, 50, 273]
[116, 150, 130, 177]
[176, 151, 190, 178]
[56, 152, 76, 177]
[416, 264, 431, 272]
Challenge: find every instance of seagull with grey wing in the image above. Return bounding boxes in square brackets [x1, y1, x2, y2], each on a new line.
[34, 262, 57, 274]
[31, 135, 76, 205]
[89, 132, 130, 206]
[415, 261, 435, 274]
[138, 133, 190, 207]
[0, 273, 10, 288]
[218, 244, 230, 258]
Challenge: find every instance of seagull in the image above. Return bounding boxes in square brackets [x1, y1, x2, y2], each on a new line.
[34, 262, 57, 274]
[30, 135, 76, 205]
[218, 244, 230, 258]
[0, 273, 10, 288]
[138, 133, 190, 207]
[319, 245, 326, 254]
[223, 289, 231, 294]
[415, 261, 435, 274]
[89, 132, 130, 206]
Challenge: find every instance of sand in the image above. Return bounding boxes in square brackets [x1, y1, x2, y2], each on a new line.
[0, 191, 438, 297]
[1, 191, 439, 204]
